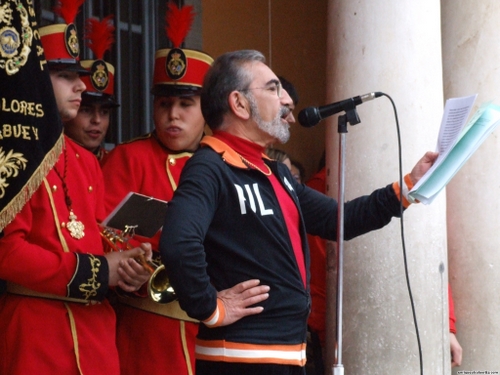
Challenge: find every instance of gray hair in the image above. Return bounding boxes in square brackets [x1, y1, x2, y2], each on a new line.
[201, 50, 266, 130]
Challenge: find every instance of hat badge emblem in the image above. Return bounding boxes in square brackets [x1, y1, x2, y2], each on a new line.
[166, 48, 187, 80]
[64, 23, 79, 58]
[91, 60, 109, 91]
[0, 1, 33, 76]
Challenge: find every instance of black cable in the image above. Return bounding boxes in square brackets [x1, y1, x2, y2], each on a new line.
[379, 92, 423, 375]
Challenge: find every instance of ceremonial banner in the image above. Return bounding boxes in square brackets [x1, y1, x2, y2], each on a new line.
[0, 0, 63, 230]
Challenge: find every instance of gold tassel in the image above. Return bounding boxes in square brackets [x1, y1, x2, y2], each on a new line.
[0, 133, 64, 231]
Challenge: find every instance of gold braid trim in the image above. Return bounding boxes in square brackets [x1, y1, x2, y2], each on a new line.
[165, 152, 193, 191]
[64, 303, 84, 375]
[43, 176, 70, 253]
[180, 321, 194, 375]
[0, 133, 64, 231]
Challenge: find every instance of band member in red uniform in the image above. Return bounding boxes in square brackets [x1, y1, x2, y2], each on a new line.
[0, 3, 151, 374]
[100, 3, 213, 375]
[64, 15, 119, 161]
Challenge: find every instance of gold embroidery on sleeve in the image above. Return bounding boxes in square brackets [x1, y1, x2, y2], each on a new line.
[79, 254, 102, 299]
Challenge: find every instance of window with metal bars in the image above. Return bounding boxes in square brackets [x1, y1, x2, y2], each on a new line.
[36, 0, 202, 147]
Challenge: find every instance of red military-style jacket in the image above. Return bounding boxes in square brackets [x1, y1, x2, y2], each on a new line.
[100, 132, 198, 375]
[0, 136, 119, 375]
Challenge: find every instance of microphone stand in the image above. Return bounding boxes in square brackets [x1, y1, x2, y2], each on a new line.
[333, 107, 361, 375]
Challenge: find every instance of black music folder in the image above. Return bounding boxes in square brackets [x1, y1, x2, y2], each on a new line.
[102, 192, 168, 238]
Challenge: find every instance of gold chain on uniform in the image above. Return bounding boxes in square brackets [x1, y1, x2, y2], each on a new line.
[53, 147, 85, 239]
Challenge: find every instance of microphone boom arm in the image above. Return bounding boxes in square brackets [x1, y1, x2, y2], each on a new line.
[298, 92, 381, 127]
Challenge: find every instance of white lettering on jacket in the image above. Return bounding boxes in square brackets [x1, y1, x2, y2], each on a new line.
[284, 176, 294, 192]
[234, 183, 274, 216]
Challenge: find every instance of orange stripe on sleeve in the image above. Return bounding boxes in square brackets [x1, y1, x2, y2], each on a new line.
[202, 298, 226, 327]
[392, 173, 418, 208]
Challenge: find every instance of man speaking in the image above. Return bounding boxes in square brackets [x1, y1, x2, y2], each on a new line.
[160, 49, 438, 375]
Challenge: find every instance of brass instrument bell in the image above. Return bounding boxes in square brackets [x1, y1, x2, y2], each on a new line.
[99, 224, 178, 304]
[147, 264, 177, 304]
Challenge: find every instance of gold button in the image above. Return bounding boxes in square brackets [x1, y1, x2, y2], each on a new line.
[169, 158, 176, 166]
[52, 185, 57, 192]
[88, 186, 93, 192]
[75, 153, 80, 158]
[61, 222, 66, 228]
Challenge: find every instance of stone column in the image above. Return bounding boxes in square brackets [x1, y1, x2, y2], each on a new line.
[442, 1, 500, 373]
[323, 1, 449, 373]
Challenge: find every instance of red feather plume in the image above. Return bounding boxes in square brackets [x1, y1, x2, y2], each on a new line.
[84, 15, 115, 60]
[165, 2, 195, 48]
[53, 0, 85, 24]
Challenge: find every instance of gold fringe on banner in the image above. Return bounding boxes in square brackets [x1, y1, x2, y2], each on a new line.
[0, 133, 64, 231]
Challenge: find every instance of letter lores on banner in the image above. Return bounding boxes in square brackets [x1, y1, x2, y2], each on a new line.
[0, 0, 63, 230]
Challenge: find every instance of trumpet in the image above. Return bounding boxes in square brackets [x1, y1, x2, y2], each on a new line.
[100, 225, 156, 274]
[147, 263, 177, 304]
[99, 225, 177, 304]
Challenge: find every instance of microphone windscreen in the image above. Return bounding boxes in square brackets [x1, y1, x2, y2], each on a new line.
[298, 107, 321, 128]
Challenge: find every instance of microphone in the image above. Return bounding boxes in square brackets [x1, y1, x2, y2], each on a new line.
[298, 92, 382, 127]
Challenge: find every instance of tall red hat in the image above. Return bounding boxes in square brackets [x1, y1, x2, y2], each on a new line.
[151, 2, 213, 97]
[39, 0, 88, 74]
[80, 15, 119, 107]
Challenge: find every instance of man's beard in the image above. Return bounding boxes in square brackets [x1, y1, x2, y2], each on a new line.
[247, 94, 290, 144]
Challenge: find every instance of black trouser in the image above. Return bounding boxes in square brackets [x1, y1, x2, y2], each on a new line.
[196, 361, 306, 375]
[307, 328, 325, 375]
